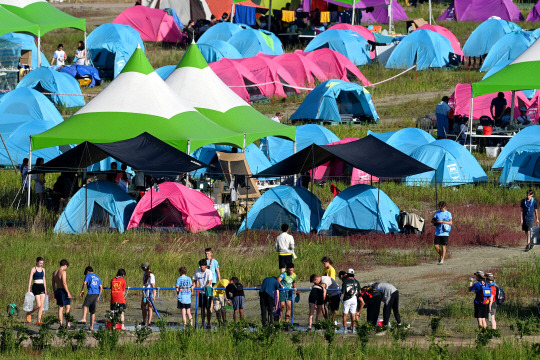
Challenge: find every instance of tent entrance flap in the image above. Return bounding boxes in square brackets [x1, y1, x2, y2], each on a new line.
[251, 202, 298, 232]
[89, 202, 113, 231]
[139, 199, 185, 228]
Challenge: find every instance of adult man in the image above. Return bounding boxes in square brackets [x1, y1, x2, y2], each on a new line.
[435, 96, 452, 139]
[490, 92, 507, 125]
[259, 276, 281, 326]
[516, 107, 532, 125]
[193, 259, 213, 329]
[340, 269, 360, 333]
[278, 263, 298, 324]
[521, 189, 539, 251]
[370, 282, 402, 328]
[52, 259, 72, 328]
[276, 224, 295, 273]
[271, 112, 284, 123]
[78, 266, 103, 330]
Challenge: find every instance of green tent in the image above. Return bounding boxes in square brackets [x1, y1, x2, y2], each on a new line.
[0, 0, 85, 35]
[0, 6, 38, 36]
[31, 47, 246, 153]
[166, 43, 296, 147]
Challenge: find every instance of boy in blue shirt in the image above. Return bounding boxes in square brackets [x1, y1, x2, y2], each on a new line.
[431, 201, 452, 265]
[521, 189, 539, 251]
[79, 266, 102, 330]
[469, 271, 489, 329]
[205, 247, 221, 286]
[175, 266, 194, 327]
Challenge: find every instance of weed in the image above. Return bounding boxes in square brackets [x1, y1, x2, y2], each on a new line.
[475, 327, 500, 348]
[0, 325, 29, 353]
[133, 325, 152, 344]
[429, 337, 450, 360]
[390, 322, 412, 342]
[314, 319, 337, 345]
[31, 315, 58, 350]
[356, 322, 375, 349]
[430, 317, 442, 335]
[511, 316, 540, 338]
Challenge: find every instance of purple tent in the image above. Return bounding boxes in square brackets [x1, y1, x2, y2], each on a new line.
[527, 0, 540, 22]
[359, 0, 408, 24]
[438, 0, 523, 22]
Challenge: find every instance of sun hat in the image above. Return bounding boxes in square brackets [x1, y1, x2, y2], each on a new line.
[347, 268, 355, 275]
[486, 273, 494, 281]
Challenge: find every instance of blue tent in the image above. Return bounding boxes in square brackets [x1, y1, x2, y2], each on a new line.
[54, 180, 136, 234]
[499, 144, 540, 184]
[0, 88, 64, 164]
[367, 128, 435, 155]
[198, 22, 244, 43]
[480, 31, 533, 73]
[199, 40, 243, 63]
[463, 18, 521, 57]
[260, 124, 340, 165]
[17, 67, 85, 108]
[317, 184, 400, 235]
[290, 79, 379, 123]
[493, 125, 540, 169]
[405, 139, 488, 186]
[0, 33, 49, 68]
[304, 29, 371, 66]
[156, 64, 175, 80]
[237, 185, 323, 233]
[87, 23, 145, 78]
[386, 29, 453, 70]
[228, 28, 284, 58]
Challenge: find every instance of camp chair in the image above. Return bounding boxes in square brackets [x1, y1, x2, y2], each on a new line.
[416, 116, 434, 135]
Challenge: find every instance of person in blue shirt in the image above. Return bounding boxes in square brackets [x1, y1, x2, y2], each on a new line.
[431, 201, 453, 265]
[521, 189, 539, 252]
[435, 96, 452, 139]
[259, 276, 281, 326]
[205, 247, 221, 286]
[175, 266, 194, 327]
[78, 266, 102, 330]
[469, 271, 489, 329]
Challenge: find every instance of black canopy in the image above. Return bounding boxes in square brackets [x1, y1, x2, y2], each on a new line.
[35, 132, 208, 177]
[256, 135, 434, 178]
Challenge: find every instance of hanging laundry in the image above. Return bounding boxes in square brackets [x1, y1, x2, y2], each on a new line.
[235, 4, 256, 25]
[320, 11, 330, 23]
[282, 10, 296, 22]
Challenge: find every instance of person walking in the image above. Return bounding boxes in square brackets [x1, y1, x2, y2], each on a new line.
[340, 269, 360, 333]
[370, 282, 402, 328]
[52, 259, 72, 328]
[486, 273, 498, 330]
[521, 189, 539, 251]
[26, 257, 47, 325]
[141, 263, 156, 327]
[259, 276, 281, 326]
[276, 224, 295, 273]
[193, 259, 213, 329]
[432, 201, 452, 265]
[469, 271, 490, 329]
[78, 266, 103, 330]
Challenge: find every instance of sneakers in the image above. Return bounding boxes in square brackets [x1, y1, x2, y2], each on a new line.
[438, 261, 444, 265]
[397, 323, 411, 329]
[26, 314, 31, 323]
[375, 330, 387, 336]
[36, 321, 43, 326]
[525, 244, 531, 252]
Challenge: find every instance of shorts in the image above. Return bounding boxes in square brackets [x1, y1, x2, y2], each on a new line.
[308, 287, 324, 305]
[280, 289, 293, 302]
[232, 296, 245, 310]
[32, 283, 45, 296]
[214, 295, 226, 313]
[474, 302, 489, 319]
[83, 294, 99, 315]
[110, 303, 126, 311]
[198, 293, 213, 309]
[434, 236, 449, 246]
[278, 254, 293, 270]
[54, 289, 71, 306]
[177, 301, 191, 310]
[326, 294, 341, 311]
[523, 220, 534, 232]
[490, 302, 497, 316]
[343, 298, 357, 314]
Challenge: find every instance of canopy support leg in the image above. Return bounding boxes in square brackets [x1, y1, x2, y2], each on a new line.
[230, 1, 234, 22]
[435, 170, 438, 208]
[468, 97, 474, 152]
[375, 180, 380, 233]
[0, 130, 17, 172]
[293, 141, 297, 185]
[84, 31, 88, 65]
[351, 0, 356, 25]
[429, 0, 433, 25]
[27, 139, 32, 207]
[267, 0, 273, 31]
[388, 0, 393, 33]
[37, 27, 41, 68]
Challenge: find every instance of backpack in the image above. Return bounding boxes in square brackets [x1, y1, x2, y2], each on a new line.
[480, 283, 492, 305]
[344, 279, 358, 298]
[495, 285, 506, 305]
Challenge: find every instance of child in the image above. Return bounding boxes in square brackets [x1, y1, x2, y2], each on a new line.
[79, 266, 103, 330]
[486, 273, 498, 330]
[340, 269, 360, 333]
[213, 277, 229, 326]
[175, 267, 193, 327]
[51, 44, 66, 70]
[110, 269, 127, 330]
[307, 274, 326, 331]
[193, 259, 213, 329]
[321, 256, 336, 280]
[226, 277, 245, 322]
[277, 263, 298, 324]
[521, 189, 539, 251]
[432, 201, 452, 265]
[141, 262, 156, 326]
[469, 271, 490, 329]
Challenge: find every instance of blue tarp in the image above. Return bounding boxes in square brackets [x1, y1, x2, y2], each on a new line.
[405, 139, 488, 186]
[156, 64, 175, 80]
[237, 185, 323, 233]
[234, 4, 256, 25]
[367, 128, 435, 155]
[317, 184, 400, 235]
[198, 40, 243, 63]
[290, 79, 379, 123]
[0, 88, 64, 164]
[463, 17, 521, 57]
[198, 22, 244, 43]
[480, 31, 533, 73]
[0, 33, 49, 68]
[493, 125, 540, 169]
[228, 27, 284, 58]
[499, 144, 540, 184]
[386, 29, 453, 70]
[164, 8, 183, 30]
[87, 23, 145, 78]
[260, 124, 340, 165]
[304, 29, 371, 66]
[55, 180, 136, 234]
[17, 67, 85, 108]
[60, 65, 102, 88]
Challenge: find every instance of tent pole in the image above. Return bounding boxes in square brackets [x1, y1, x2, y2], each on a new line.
[230, 2, 234, 22]
[150, 180, 153, 231]
[268, 0, 272, 31]
[435, 170, 438, 208]
[85, 178, 88, 232]
[27, 139, 32, 207]
[186, 140, 191, 184]
[429, 0, 432, 25]
[510, 90, 516, 127]
[37, 27, 41, 68]
[310, 147, 314, 228]
[375, 180, 380, 233]
[84, 31, 88, 65]
[388, 0, 393, 33]
[243, 133, 246, 151]
[0, 130, 17, 172]
[351, 0, 356, 25]
[468, 96, 473, 152]
[293, 141, 297, 185]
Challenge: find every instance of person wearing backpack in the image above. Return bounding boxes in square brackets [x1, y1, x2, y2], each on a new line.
[340, 269, 361, 333]
[486, 273, 505, 330]
[358, 286, 384, 327]
[469, 271, 491, 329]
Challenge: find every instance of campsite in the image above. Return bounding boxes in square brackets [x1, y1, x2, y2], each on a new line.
[3, 0, 540, 358]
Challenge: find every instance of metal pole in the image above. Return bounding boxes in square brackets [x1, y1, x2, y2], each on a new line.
[230, 1, 235, 22]
[37, 28, 41, 68]
[351, 0, 356, 25]
[435, 170, 438, 207]
[84, 31, 88, 65]
[469, 96, 474, 152]
[293, 141, 297, 185]
[388, 0, 393, 33]
[27, 139, 32, 207]
[0, 131, 17, 171]
[268, 0, 272, 31]
[243, 133, 246, 151]
[429, 0, 432, 25]
[375, 180, 380, 232]
[510, 90, 516, 127]
[194, 290, 199, 328]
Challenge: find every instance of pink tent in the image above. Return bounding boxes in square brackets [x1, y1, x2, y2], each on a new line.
[302, 49, 371, 86]
[210, 58, 260, 103]
[113, 6, 184, 43]
[234, 56, 300, 99]
[418, 24, 463, 57]
[127, 182, 221, 233]
[327, 24, 376, 59]
[260, 52, 327, 86]
[311, 138, 378, 185]
[527, 0, 540, 21]
[449, 84, 537, 122]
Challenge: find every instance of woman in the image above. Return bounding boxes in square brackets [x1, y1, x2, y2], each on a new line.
[141, 262, 156, 326]
[27, 257, 47, 325]
[74, 41, 86, 65]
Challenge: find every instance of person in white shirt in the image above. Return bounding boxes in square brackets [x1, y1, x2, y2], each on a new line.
[275, 224, 295, 273]
[193, 259, 213, 329]
[74, 41, 86, 66]
[51, 44, 66, 70]
[271, 112, 284, 123]
[516, 107, 532, 126]
[140, 262, 155, 326]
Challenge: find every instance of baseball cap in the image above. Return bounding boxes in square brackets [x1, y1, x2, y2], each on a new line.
[474, 270, 485, 277]
[347, 268, 355, 275]
[520, 106, 527, 112]
[486, 273, 494, 281]
[141, 262, 150, 269]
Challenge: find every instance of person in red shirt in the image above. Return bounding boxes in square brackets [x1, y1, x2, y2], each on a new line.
[110, 269, 127, 330]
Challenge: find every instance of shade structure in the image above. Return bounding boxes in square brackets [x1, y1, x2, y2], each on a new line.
[438, 0, 523, 22]
[256, 135, 434, 178]
[304, 29, 371, 66]
[0, 6, 38, 36]
[327, 24, 375, 59]
[55, 180, 136, 234]
[209, 58, 260, 103]
[472, 38, 540, 97]
[492, 125, 540, 169]
[528, 0, 540, 22]
[0, 32, 48, 68]
[417, 24, 463, 57]
[31, 47, 245, 152]
[198, 40, 242, 63]
[462, 17, 520, 57]
[360, 0, 408, 24]
[480, 31, 533, 73]
[127, 182, 221, 232]
[260, 52, 327, 87]
[302, 48, 371, 85]
[165, 43, 296, 147]
[113, 6, 183, 43]
[367, 128, 435, 155]
[317, 184, 400, 235]
[499, 144, 540, 184]
[0, 0, 85, 35]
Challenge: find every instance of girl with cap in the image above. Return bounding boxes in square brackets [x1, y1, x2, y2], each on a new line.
[141, 262, 155, 326]
[486, 273, 498, 329]
[468, 271, 489, 329]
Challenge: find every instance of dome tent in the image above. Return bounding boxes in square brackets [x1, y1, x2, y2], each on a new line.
[0, 32, 49, 68]
[127, 182, 221, 232]
[327, 24, 376, 59]
[198, 22, 243, 43]
[528, 0, 540, 22]
[499, 144, 540, 184]
[302, 48, 371, 85]
[480, 31, 533, 73]
[493, 126, 540, 169]
[55, 180, 136, 234]
[417, 24, 463, 57]
[317, 184, 400, 235]
[198, 40, 242, 63]
[462, 17, 521, 57]
[304, 29, 371, 66]
[260, 52, 327, 87]
[237, 185, 323, 234]
[438, 0, 523, 22]
[113, 6, 183, 43]
[367, 128, 435, 155]
[227, 27, 284, 58]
